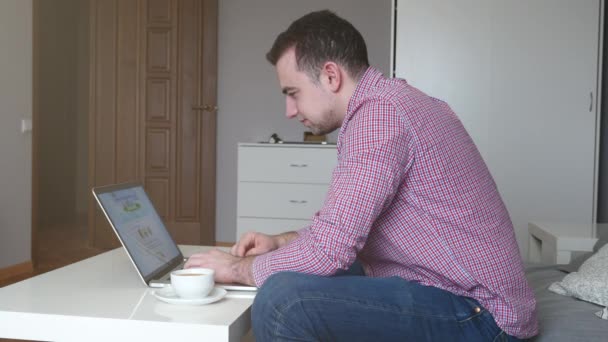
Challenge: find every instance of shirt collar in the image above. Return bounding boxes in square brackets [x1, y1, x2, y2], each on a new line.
[345, 67, 385, 119]
[336, 67, 385, 152]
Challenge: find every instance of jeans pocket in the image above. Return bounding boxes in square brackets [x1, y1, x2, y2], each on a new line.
[456, 297, 485, 323]
[493, 330, 508, 342]
[462, 301, 514, 342]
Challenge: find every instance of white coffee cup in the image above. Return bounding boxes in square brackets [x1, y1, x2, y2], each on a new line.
[170, 268, 215, 299]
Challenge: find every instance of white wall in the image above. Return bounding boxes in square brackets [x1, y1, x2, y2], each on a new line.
[0, 0, 32, 268]
[216, 0, 392, 242]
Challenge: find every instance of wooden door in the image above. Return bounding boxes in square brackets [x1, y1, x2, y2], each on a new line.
[88, 0, 217, 249]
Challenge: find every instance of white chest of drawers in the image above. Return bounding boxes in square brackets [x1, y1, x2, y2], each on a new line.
[236, 143, 337, 239]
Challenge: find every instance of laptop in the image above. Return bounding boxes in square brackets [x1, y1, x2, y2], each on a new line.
[92, 182, 256, 292]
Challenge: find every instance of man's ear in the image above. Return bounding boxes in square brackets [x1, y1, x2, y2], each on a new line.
[321, 62, 342, 93]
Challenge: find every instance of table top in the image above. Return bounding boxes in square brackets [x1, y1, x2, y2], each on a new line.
[0, 246, 254, 342]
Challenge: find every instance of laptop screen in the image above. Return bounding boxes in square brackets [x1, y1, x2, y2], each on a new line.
[95, 184, 182, 280]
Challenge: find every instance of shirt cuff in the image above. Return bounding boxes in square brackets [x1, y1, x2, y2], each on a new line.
[251, 228, 311, 287]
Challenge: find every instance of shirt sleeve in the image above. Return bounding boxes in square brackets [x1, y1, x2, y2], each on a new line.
[252, 100, 414, 286]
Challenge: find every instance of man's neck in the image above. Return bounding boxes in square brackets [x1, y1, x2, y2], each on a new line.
[336, 71, 364, 120]
[338, 68, 365, 120]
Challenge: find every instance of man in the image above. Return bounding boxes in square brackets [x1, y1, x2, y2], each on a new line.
[185, 10, 538, 341]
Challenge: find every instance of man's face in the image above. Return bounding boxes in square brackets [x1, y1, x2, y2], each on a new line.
[275, 48, 341, 135]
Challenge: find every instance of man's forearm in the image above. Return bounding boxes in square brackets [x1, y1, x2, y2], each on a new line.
[276, 231, 299, 248]
[231, 231, 298, 286]
[232, 255, 256, 286]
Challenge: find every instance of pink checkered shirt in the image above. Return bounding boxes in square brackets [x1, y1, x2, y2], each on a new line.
[253, 67, 538, 338]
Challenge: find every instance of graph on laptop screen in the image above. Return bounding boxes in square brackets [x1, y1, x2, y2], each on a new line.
[96, 186, 181, 277]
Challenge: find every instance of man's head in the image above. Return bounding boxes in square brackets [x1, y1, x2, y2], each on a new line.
[267, 10, 370, 135]
[267, 10, 369, 82]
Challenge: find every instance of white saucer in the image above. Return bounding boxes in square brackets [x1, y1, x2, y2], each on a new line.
[153, 286, 227, 305]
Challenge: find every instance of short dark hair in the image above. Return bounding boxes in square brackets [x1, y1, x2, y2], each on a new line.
[266, 10, 369, 81]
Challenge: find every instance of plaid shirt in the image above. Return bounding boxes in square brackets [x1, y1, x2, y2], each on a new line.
[253, 67, 538, 338]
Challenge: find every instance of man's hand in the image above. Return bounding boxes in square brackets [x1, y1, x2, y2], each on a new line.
[231, 232, 278, 257]
[184, 249, 255, 286]
[231, 231, 299, 257]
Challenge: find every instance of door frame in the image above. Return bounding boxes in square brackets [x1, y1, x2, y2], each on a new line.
[31, 0, 40, 268]
[198, 0, 218, 245]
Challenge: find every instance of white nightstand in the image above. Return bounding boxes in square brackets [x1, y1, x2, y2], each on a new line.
[236, 143, 337, 239]
[528, 221, 601, 264]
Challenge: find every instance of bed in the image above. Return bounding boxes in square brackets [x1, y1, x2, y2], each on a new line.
[526, 224, 608, 341]
[526, 264, 606, 341]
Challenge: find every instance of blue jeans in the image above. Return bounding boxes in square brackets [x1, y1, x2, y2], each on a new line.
[252, 265, 523, 341]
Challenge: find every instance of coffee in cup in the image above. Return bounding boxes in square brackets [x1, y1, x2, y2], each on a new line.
[170, 268, 215, 299]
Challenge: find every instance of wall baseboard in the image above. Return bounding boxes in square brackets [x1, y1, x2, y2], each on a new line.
[0, 261, 34, 283]
[215, 241, 235, 247]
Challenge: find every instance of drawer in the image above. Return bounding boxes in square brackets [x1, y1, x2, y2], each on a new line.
[238, 146, 337, 183]
[238, 182, 328, 219]
[236, 218, 310, 239]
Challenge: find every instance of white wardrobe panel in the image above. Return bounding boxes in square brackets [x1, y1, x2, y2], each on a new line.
[395, 0, 494, 153]
[394, 0, 602, 256]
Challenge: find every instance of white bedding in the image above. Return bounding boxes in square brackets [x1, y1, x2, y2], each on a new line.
[526, 264, 606, 342]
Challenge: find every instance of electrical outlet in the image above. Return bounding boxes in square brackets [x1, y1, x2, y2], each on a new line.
[21, 118, 32, 133]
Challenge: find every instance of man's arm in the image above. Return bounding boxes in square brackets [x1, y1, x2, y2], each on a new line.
[185, 249, 256, 286]
[185, 231, 300, 286]
[275, 231, 299, 247]
[231, 254, 255, 286]
[251, 101, 412, 287]
[231, 231, 300, 257]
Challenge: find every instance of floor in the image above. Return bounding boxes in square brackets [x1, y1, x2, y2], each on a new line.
[0, 223, 107, 288]
[0, 223, 108, 342]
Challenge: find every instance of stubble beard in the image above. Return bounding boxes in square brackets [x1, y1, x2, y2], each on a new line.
[307, 110, 340, 136]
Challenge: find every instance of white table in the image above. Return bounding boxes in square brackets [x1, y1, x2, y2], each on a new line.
[528, 222, 601, 264]
[0, 246, 254, 342]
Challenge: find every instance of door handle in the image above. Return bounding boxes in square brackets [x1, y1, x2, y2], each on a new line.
[192, 104, 218, 112]
[288, 200, 308, 204]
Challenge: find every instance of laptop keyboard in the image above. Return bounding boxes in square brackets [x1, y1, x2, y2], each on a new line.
[155, 261, 185, 282]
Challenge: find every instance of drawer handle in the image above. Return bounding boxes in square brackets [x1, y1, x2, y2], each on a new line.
[289, 200, 308, 204]
[289, 163, 309, 168]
